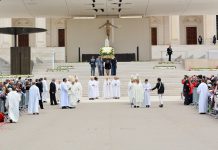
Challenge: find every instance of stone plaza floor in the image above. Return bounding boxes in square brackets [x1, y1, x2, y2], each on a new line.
[1, 97, 218, 150]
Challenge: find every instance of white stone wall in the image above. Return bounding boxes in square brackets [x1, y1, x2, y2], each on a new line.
[0, 47, 65, 64]
[46, 18, 66, 47]
[152, 45, 218, 60]
[66, 18, 151, 62]
[150, 16, 170, 45]
[0, 18, 12, 48]
[12, 18, 36, 47]
[203, 15, 217, 44]
[31, 47, 65, 63]
[35, 18, 46, 47]
[179, 15, 204, 45]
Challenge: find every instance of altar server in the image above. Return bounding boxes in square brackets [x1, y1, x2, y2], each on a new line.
[111, 76, 120, 99]
[143, 79, 152, 108]
[42, 77, 48, 102]
[5, 86, 21, 122]
[74, 76, 82, 103]
[94, 77, 100, 99]
[88, 77, 96, 100]
[28, 82, 41, 114]
[103, 76, 112, 99]
[128, 75, 135, 105]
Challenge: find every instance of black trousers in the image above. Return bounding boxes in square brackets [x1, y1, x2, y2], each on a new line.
[168, 54, 172, 61]
[39, 92, 44, 109]
[50, 92, 57, 105]
[184, 93, 192, 105]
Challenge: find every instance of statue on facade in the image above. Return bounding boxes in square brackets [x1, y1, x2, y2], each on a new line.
[105, 38, 110, 47]
[99, 20, 118, 39]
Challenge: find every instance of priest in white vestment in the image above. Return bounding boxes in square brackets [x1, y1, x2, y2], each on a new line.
[42, 77, 48, 102]
[132, 78, 144, 108]
[128, 76, 135, 105]
[55, 80, 61, 103]
[143, 79, 152, 108]
[111, 77, 120, 99]
[75, 77, 82, 103]
[28, 82, 41, 114]
[103, 77, 112, 99]
[68, 80, 77, 108]
[67, 77, 74, 108]
[197, 79, 209, 114]
[88, 77, 96, 100]
[5, 87, 21, 122]
[60, 78, 69, 108]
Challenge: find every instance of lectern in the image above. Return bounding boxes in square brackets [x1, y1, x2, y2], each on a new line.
[0, 27, 47, 75]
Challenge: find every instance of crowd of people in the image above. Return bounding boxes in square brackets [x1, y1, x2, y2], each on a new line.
[128, 75, 165, 108]
[88, 76, 120, 100]
[0, 76, 83, 123]
[89, 56, 117, 76]
[181, 74, 218, 114]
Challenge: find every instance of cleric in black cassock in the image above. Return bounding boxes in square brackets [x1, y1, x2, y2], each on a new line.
[167, 45, 173, 61]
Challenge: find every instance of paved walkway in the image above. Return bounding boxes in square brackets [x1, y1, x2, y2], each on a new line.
[1, 98, 218, 150]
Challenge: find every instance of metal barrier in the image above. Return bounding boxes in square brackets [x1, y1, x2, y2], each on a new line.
[0, 92, 28, 113]
[19, 93, 26, 110]
[192, 88, 199, 107]
[0, 99, 5, 113]
[25, 91, 29, 106]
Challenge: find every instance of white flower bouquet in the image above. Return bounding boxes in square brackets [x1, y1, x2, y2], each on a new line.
[100, 47, 115, 59]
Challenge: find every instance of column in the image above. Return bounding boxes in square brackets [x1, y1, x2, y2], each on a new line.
[169, 15, 180, 45]
[0, 18, 12, 48]
[203, 15, 216, 45]
[35, 17, 46, 47]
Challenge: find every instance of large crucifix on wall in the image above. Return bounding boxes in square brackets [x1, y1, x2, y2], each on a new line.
[98, 20, 118, 39]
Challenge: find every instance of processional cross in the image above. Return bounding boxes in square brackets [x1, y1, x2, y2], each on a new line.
[99, 20, 118, 39]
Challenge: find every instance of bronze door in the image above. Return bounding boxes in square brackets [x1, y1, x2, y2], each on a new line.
[186, 27, 197, 45]
[18, 34, 29, 47]
[58, 29, 65, 47]
[151, 27, 157, 45]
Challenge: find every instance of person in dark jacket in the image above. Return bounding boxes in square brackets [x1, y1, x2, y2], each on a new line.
[36, 78, 44, 109]
[213, 35, 217, 45]
[104, 59, 111, 76]
[182, 77, 193, 105]
[152, 78, 165, 107]
[167, 45, 173, 61]
[49, 78, 57, 105]
[89, 56, 96, 76]
[111, 57, 117, 76]
[198, 35, 203, 45]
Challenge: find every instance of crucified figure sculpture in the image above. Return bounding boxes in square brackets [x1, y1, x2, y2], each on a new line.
[99, 20, 118, 39]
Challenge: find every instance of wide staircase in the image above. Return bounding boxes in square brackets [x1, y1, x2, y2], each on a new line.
[31, 61, 188, 97]
[1, 60, 217, 97]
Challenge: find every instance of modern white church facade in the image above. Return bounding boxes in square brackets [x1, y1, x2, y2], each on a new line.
[0, 1, 218, 63]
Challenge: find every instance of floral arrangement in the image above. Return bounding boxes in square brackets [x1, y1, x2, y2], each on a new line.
[153, 66, 176, 70]
[57, 65, 74, 70]
[158, 61, 175, 64]
[99, 47, 115, 59]
[0, 74, 33, 79]
[189, 67, 218, 71]
[47, 68, 69, 72]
